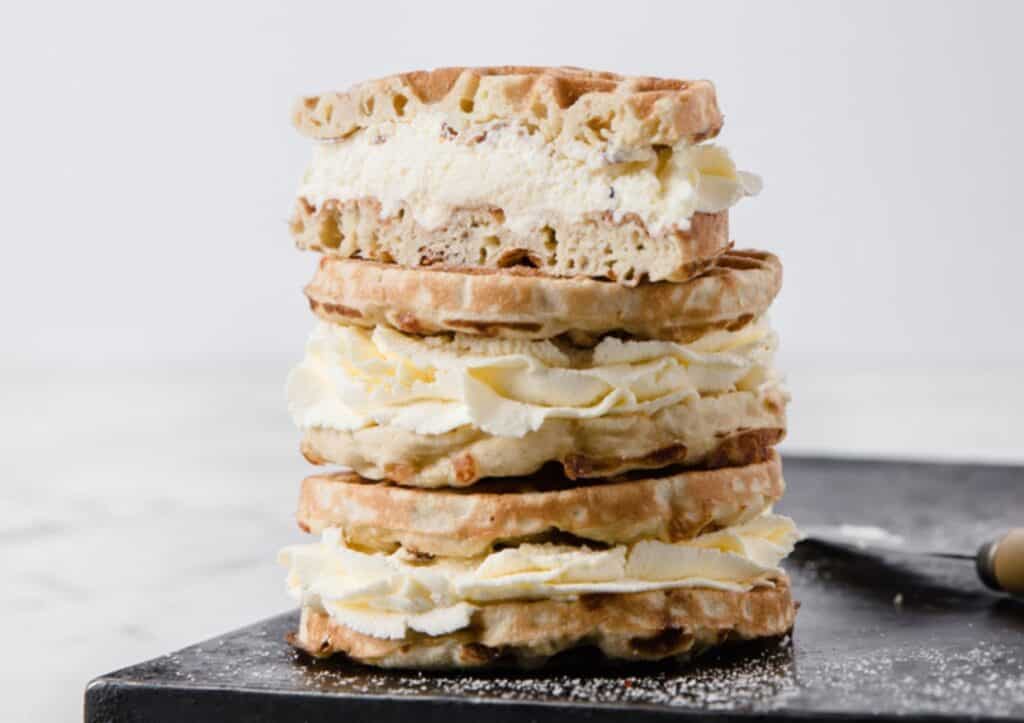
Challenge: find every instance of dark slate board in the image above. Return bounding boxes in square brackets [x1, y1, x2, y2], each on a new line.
[86, 456, 1024, 722]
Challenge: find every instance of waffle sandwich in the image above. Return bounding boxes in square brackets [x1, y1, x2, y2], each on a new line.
[280, 66, 798, 668]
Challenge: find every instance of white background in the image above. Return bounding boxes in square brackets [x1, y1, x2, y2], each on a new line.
[2, 1, 1023, 720]
[3, 0, 1024, 372]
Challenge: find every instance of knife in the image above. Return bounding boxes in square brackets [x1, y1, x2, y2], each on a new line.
[799, 525, 1024, 596]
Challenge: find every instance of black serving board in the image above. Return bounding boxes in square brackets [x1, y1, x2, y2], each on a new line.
[86, 456, 1024, 722]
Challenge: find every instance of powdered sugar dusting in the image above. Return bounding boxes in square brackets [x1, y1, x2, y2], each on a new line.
[114, 600, 1024, 718]
[793, 642, 1024, 717]
[802, 523, 906, 550]
[290, 638, 1024, 716]
[297, 639, 799, 710]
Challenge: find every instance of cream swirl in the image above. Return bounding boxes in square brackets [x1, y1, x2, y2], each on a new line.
[287, 318, 778, 438]
[280, 514, 799, 640]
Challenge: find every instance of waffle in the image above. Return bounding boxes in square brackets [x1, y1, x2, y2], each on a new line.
[293, 65, 723, 148]
[293, 572, 795, 668]
[291, 198, 729, 285]
[304, 250, 780, 343]
[297, 451, 783, 558]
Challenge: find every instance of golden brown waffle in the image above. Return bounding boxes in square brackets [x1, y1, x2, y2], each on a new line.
[293, 66, 723, 148]
[297, 451, 783, 558]
[303, 249, 779, 343]
[293, 572, 795, 668]
[291, 199, 729, 285]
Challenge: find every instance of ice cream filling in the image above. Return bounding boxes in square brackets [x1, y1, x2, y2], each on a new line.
[296, 112, 761, 235]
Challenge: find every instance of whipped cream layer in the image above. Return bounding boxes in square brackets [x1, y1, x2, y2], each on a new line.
[287, 319, 778, 438]
[280, 514, 799, 640]
[296, 112, 761, 236]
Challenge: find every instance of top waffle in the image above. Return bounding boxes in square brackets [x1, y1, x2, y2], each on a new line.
[293, 66, 724, 148]
[290, 66, 761, 284]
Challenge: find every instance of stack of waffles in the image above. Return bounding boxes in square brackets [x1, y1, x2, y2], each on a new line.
[279, 66, 799, 669]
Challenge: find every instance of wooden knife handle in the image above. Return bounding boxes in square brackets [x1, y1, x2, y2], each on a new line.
[976, 529, 1024, 596]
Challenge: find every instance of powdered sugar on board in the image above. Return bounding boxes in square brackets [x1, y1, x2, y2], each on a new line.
[801, 523, 907, 549]
[289, 638, 1024, 716]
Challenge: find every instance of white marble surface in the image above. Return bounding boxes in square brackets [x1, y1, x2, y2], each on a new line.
[3, 366, 1022, 721]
